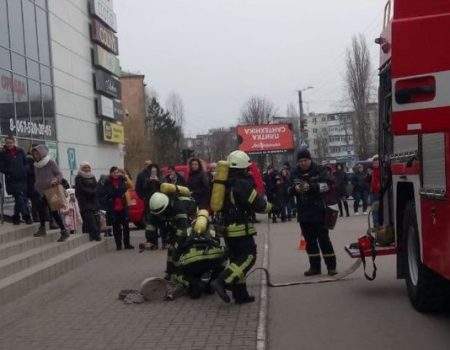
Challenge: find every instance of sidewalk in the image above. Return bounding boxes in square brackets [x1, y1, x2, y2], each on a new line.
[0, 226, 267, 350]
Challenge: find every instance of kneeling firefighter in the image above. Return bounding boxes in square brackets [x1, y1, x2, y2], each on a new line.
[211, 150, 272, 304]
[147, 190, 197, 278]
[174, 209, 226, 298]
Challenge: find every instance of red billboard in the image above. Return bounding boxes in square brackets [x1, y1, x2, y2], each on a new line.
[237, 123, 294, 154]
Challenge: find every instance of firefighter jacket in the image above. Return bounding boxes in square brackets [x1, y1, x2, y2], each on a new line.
[290, 163, 330, 224]
[222, 172, 272, 238]
[147, 195, 197, 244]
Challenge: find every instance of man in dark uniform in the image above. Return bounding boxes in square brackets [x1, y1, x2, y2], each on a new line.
[211, 150, 272, 304]
[291, 149, 337, 276]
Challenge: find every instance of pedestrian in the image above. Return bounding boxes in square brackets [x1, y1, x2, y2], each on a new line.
[211, 150, 272, 304]
[280, 168, 293, 221]
[0, 135, 32, 225]
[370, 156, 381, 227]
[60, 189, 82, 234]
[97, 174, 112, 237]
[25, 146, 40, 222]
[187, 158, 210, 209]
[334, 163, 350, 217]
[104, 166, 134, 250]
[291, 148, 337, 276]
[136, 163, 164, 248]
[75, 162, 101, 241]
[351, 163, 370, 215]
[31, 144, 69, 242]
[272, 174, 288, 223]
[164, 165, 186, 186]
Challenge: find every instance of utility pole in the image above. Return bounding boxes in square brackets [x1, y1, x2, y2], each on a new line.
[297, 86, 314, 150]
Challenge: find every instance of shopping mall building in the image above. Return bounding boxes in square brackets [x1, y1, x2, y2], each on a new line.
[0, 0, 124, 183]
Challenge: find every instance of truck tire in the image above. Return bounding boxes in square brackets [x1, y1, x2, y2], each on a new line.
[403, 201, 446, 312]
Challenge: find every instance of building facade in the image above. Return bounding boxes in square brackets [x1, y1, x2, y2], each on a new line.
[0, 0, 124, 183]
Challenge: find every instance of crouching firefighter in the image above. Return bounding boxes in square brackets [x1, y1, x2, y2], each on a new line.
[211, 150, 272, 304]
[146, 191, 197, 279]
[173, 209, 226, 299]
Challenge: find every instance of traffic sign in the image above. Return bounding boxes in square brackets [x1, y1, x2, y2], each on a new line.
[67, 148, 77, 171]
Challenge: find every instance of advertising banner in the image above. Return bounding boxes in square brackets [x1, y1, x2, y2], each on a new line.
[89, 0, 117, 32]
[236, 123, 294, 154]
[94, 69, 121, 98]
[91, 18, 119, 55]
[113, 99, 123, 120]
[97, 95, 114, 119]
[93, 45, 121, 77]
[101, 120, 124, 144]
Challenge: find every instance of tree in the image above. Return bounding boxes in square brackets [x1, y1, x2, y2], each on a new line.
[165, 92, 185, 128]
[345, 34, 373, 160]
[239, 97, 278, 125]
[315, 128, 329, 161]
[209, 127, 236, 161]
[147, 96, 181, 165]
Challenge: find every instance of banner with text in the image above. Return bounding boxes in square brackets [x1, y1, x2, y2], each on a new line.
[237, 123, 294, 154]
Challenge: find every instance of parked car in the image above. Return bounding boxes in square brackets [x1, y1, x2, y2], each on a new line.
[128, 188, 145, 228]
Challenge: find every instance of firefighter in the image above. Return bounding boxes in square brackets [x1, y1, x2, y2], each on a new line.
[211, 150, 272, 304]
[291, 148, 337, 276]
[147, 192, 197, 279]
[174, 214, 226, 299]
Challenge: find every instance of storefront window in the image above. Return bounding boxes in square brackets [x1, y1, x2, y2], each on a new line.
[0, 0, 9, 48]
[36, 7, 50, 65]
[7, 0, 25, 54]
[0, 47, 11, 70]
[23, 0, 39, 60]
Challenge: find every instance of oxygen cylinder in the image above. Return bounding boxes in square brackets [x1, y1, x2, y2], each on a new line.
[210, 160, 229, 212]
[160, 183, 191, 197]
[193, 209, 209, 234]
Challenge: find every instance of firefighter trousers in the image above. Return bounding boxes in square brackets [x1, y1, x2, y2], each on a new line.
[176, 260, 224, 298]
[300, 222, 336, 271]
[218, 235, 257, 300]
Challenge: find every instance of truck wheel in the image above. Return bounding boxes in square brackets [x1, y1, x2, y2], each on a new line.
[403, 201, 446, 312]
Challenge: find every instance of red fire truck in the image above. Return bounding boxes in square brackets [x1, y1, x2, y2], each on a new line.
[347, 0, 450, 312]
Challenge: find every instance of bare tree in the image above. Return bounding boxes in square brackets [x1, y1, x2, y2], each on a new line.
[239, 96, 278, 125]
[315, 128, 329, 161]
[286, 102, 299, 118]
[345, 34, 373, 160]
[166, 92, 184, 127]
[209, 127, 236, 161]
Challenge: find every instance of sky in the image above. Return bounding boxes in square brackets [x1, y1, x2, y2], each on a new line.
[114, 0, 386, 137]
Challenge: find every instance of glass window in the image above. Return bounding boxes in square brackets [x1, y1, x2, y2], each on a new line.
[40, 64, 50, 84]
[0, 69, 15, 136]
[0, 0, 9, 48]
[42, 84, 55, 140]
[36, 7, 49, 65]
[27, 58, 39, 80]
[29, 79, 43, 139]
[14, 74, 30, 138]
[0, 47, 11, 69]
[12, 53, 26, 75]
[23, 0, 38, 60]
[7, 0, 25, 54]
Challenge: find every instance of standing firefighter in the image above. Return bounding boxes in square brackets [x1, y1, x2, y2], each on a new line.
[211, 150, 272, 304]
[291, 149, 337, 276]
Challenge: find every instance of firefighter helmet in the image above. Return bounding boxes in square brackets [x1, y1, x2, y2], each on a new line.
[149, 192, 170, 215]
[227, 150, 250, 169]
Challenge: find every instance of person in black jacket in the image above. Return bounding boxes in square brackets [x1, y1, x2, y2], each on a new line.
[187, 158, 210, 209]
[351, 163, 370, 215]
[164, 165, 186, 186]
[334, 163, 349, 217]
[104, 167, 134, 250]
[0, 135, 32, 225]
[75, 162, 101, 241]
[291, 149, 337, 276]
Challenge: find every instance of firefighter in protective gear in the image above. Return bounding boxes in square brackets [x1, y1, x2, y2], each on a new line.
[174, 216, 226, 299]
[211, 150, 272, 304]
[291, 148, 337, 276]
[146, 192, 197, 279]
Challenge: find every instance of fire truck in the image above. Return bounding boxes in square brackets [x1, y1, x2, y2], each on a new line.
[346, 0, 450, 312]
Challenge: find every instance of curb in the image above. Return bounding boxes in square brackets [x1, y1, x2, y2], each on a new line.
[256, 222, 270, 350]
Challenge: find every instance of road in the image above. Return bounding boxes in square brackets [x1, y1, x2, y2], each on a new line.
[267, 214, 450, 350]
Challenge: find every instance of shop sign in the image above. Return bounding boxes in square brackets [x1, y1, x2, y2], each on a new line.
[101, 120, 124, 144]
[91, 18, 119, 55]
[97, 95, 114, 119]
[236, 123, 294, 154]
[89, 0, 117, 32]
[46, 141, 58, 162]
[93, 45, 121, 77]
[8, 118, 53, 138]
[94, 69, 121, 98]
[113, 99, 123, 120]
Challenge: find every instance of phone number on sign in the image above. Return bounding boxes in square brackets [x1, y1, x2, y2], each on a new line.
[9, 119, 52, 137]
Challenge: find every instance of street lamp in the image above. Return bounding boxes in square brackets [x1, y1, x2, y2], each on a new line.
[297, 86, 314, 149]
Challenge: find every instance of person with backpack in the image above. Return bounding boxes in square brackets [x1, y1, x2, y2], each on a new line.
[146, 191, 198, 279]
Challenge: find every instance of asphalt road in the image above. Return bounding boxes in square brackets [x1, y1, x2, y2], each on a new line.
[266, 214, 450, 350]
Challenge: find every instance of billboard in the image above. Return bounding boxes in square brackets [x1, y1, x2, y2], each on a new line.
[101, 120, 124, 144]
[91, 18, 119, 55]
[237, 123, 294, 154]
[93, 45, 121, 77]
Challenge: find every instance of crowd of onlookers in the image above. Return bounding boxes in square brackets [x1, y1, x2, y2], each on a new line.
[0, 134, 380, 249]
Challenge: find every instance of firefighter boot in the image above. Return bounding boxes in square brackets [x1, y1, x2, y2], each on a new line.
[211, 279, 231, 303]
[304, 255, 321, 276]
[232, 283, 255, 304]
[324, 254, 337, 276]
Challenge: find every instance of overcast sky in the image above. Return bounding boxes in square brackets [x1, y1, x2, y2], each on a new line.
[115, 0, 386, 137]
